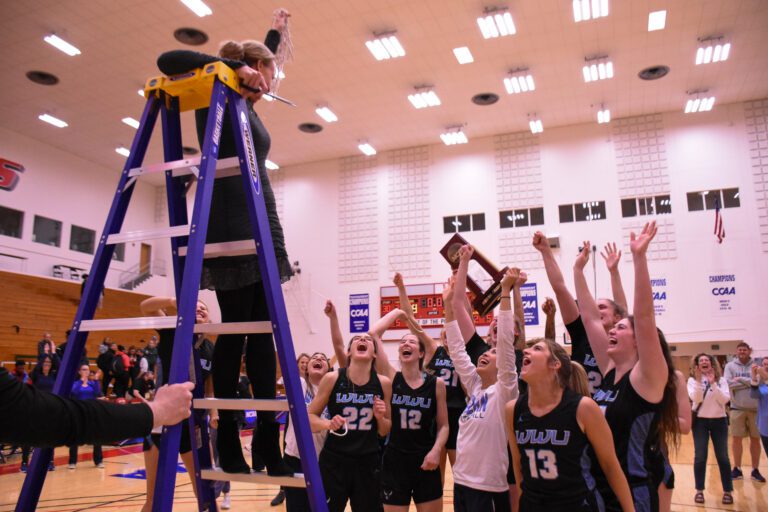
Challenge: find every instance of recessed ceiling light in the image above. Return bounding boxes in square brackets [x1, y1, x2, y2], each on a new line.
[26, 70, 59, 86]
[471, 92, 499, 106]
[573, 0, 609, 22]
[115, 146, 130, 157]
[265, 159, 279, 170]
[453, 47, 474, 64]
[503, 71, 535, 94]
[180, 0, 212, 17]
[358, 142, 377, 156]
[528, 118, 544, 134]
[583, 57, 614, 82]
[173, 27, 209, 46]
[315, 106, 338, 123]
[477, 8, 516, 39]
[648, 10, 666, 31]
[440, 127, 468, 146]
[122, 117, 140, 129]
[638, 65, 670, 81]
[43, 35, 81, 56]
[366, 33, 405, 60]
[298, 122, 323, 133]
[696, 39, 731, 65]
[408, 88, 441, 109]
[38, 114, 68, 128]
[597, 109, 611, 124]
[684, 94, 715, 114]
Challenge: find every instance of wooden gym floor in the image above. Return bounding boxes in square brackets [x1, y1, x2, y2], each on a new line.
[1, 433, 765, 511]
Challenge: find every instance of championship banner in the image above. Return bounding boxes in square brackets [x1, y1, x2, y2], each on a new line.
[349, 293, 370, 333]
[650, 277, 668, 317]
[520, 283, 539, 326]
[707, 273, 737, 316]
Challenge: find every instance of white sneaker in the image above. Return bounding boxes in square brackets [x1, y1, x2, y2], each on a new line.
[221, 493, 231, 509]
[68, 464, 76, 470]
[96, 462, 105, 468]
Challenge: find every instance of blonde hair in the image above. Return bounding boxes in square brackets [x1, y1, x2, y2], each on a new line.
[219, 40, 275, 68]
[527, 337, 590, 397]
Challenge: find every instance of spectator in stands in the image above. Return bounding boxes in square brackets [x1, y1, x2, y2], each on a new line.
[38, 341, 61, 372]
[21, 356, 58, 473]
[12, 360, 29, 383]
[144, 336, 159, 375]
[68, 363, 105, 469]
[96, 342, 113, 395]
[134, 371, 156, 400]
[137, 348, 149, 376]
[128, 346, 141, 389]
[36, 333, 54, 359]
[111, 345, 131, 399]
[724, 342, 765, 482]
[751, 359, 768, 458]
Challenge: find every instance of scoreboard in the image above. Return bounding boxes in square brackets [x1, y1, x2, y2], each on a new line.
[380, 282, 494, 334]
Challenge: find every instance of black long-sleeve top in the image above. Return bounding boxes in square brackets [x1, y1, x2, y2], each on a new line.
[157, 30, 292, 290]
[0, 367, 153, 447]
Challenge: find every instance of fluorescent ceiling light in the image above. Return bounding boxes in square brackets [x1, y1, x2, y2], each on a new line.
[180, 0, 212, 17]
[529, 119, 544, 134]
[315, 106, 338, 123]
[684, 96, 715, 114]
[503, 74, 535, 94]
[366, 33, 405, 60]
[440, 129, 468, 146]
[43, 35, 81, 56]
[358, 143, 377, 156]
[597, 109, 611, 124]
[265, 159, 279, 170]
[115, 146, 130, 157]
[122, 117, 140, 129]
[696, 42, 731, 65]
[453, 47, 474, 64]
[408, 90, 441, 109]
[38, 114, 68, 128]
[582, 60, 613, 82]
[648, 10, 666, 31]
[573, 0, 609, 22]
[477, 10, 516, 39]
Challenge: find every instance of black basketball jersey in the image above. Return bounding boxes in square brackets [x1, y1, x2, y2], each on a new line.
[426, 346, 466, 409]
[514, 389, 596, 506]
[591, 369, 661, 507]
[322, 368, 383, 457]
[566, 316, 603, 396]
[388, 372, 438, 455]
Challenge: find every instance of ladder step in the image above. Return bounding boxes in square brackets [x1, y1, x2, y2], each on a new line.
[193, 398, 288, 412]
[200, 468, 307, 488]
[127, 155, 241, 178]
[178, 240, 257, 258]
[107, 225, 189, 244]
[79, 317, 272, 334]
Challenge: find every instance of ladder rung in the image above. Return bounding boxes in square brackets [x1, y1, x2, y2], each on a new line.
[178, 240, 257, 258]
[107, 225, 189, 244]
[200, 468, 306, 488]
[127, 155, 240, 178]
[78, 317, 272, 334]
[193, 398, 288, 412]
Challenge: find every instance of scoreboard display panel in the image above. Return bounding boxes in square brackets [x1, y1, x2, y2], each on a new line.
[380, 282, 493, 335]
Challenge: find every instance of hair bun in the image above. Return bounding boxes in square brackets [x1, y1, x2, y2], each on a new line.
[218, 40, 244, 60]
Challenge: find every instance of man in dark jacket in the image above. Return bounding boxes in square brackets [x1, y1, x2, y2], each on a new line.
[96, 342, 114, 395]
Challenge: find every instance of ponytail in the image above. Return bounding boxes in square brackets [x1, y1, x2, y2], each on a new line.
[568, 362, 590, 397]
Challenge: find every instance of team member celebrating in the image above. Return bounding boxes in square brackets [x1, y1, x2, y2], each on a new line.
[506, 338, 634, 512]
[446, 245, 519, 512]
[573, 221, 680, 511]
[308, 334, 392, 511]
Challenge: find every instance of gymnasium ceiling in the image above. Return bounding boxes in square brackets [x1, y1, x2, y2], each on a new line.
[1, 0, 767, 177]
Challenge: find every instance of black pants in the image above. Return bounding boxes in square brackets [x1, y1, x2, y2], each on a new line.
[69, 444, 102, 465]
[284, 454, 310, 512]
[319, 450, 383, 512]
[212, 282, 276, 419]
[100, 372, 111, 395]
[112, 374, 129, 399]
[453, 483, 510, 512]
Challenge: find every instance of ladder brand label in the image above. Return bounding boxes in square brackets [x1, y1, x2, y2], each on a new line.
[212, 103, 225, 148]
[239, 111, 260, 194]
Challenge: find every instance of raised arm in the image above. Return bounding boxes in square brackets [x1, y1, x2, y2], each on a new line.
[324, 300, 347, 368]
[394, 272, 438, 361]
[497, 268, 520, 402]
[532, 231, 580, 324]
[444, 271, 479, 392]
[452, 245, 479, 342]
[140, 297, 175, 317]
[601, 242, 628, 313]
[369, 332, 396, 380]
[512, 269, 527, 350]
[628, 221, 667, 401]
[542, 298, 557, 340]
[369, 307, 406, 339]
[573, 242, 611, 374]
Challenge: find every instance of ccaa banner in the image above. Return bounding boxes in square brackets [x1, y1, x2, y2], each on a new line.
[650, 277, 668, 317]
[349, 293, 370, 333]
[708, 273, 737, 316]
[520, 283, 539, 326]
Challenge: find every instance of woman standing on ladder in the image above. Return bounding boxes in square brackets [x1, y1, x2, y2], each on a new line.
[157, 8, 294, 475]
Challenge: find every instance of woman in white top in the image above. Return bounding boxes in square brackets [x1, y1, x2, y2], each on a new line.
[687, 353, 733, 505]
[446, 245, 519, 512]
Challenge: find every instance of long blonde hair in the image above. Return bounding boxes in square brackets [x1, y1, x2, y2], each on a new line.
[219, 40, 275, 68]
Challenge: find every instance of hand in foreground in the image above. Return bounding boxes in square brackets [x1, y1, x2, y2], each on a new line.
[144, 382, 195, 429]
[574, 241, 591, 271]
[601, 242, 622, 272]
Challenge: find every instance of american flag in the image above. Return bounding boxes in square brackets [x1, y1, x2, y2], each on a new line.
[714, 197, 725, 243]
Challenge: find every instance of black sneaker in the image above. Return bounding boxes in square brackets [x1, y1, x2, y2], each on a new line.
[731, 467, 743, 480]
[270, 489, 285, 506]
[20, 463, 27, 473]
[752, 468, 766, 483]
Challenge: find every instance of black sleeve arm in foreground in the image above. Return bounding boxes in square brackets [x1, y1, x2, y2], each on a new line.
[157, 49, 245, 76]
